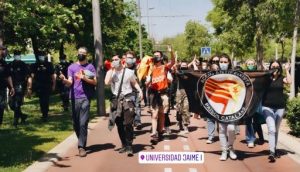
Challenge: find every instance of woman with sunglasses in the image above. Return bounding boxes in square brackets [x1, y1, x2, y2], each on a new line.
[262, 60, 291, 162]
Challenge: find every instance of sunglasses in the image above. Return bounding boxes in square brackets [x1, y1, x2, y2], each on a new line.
[219, 61, 228, 64]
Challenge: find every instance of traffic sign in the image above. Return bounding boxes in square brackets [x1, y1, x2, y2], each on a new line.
[201, 47, 211, 57]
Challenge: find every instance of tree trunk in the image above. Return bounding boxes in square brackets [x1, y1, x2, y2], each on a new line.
[281, 41, 285, 61]
[0, 7, 4, 46]
[290, 0, 300, 99]
[31, 36, 39, 59]
[59, 41, 64, 58]
[256, 25, 264, 70]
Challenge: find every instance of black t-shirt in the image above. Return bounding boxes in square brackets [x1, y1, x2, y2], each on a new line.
[31, 61, 54, 88]
[262, 75, 285, 108]
[0, 59, 9, 89]
[9, 60, 30, 86]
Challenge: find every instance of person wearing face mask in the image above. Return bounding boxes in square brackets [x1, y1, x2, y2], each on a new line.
[216, 53, 238, 161]
[59, 47, 96, 157]
[8, 50, 31, 126]
[55, 54, 71, 111]
[175, 62, 190, 133]
[262, 60, 291, 162]
[105, 55, 143, 157]
[0, 45, 15, 126]
[243, 59, 265, 148]
[30, 51, 56, 122]
[124, 51, 142, 130]
[145, 46, 175, 142]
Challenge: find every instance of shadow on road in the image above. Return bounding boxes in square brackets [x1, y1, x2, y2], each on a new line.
[86, 143, 116, 155]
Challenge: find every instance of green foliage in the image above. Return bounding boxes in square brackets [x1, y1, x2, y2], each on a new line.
[161, 34, 188, 60]
[1, 0, 152, 59]
[185, 21, 211, 58]
[0, 93, 110, 171]
[207, 0, 296, 61]
[286, 97, 300, 137]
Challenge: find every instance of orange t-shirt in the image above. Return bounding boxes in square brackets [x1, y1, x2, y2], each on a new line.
[150, 65, 169, 91]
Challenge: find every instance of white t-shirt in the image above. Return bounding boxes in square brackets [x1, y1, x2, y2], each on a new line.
[109, 68, 136, 96]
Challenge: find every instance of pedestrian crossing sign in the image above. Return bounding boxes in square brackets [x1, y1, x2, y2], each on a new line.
[201, 47, 211, 57]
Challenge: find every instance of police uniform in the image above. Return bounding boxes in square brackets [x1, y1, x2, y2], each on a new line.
[31, 60, 54, 120]
[0, 58, 9, 125]
[8, 59, 30, 125]
[55, 60, 70, 111]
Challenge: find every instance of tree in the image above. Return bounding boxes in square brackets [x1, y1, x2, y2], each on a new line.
[2, 0, 82, 56]
[290, 0, 300, 99]
[185, 20, 211, 58]
[207, 0, 295, 66]
[1, 0, 152, 60]
[161, 34, 188, 60]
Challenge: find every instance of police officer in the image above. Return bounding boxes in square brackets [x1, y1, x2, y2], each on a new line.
[55, 54, 70, 111]
[8, 50, 31, 126]
[0, 45, 15, 126]
[30, 51, 55, 122]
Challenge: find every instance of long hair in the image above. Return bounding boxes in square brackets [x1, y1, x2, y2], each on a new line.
[269, 59, 283, 77]
[219, 53, 232, 69]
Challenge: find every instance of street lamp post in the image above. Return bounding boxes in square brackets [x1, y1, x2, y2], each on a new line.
[92, 0, 105, 116]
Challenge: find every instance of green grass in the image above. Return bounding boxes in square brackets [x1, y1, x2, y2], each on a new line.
[0, 90, 110, 172]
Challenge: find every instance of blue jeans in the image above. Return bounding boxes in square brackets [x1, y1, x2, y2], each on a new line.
[207, 117, 215, 140]
[72, 98, 90, 148]
[262, 106, 285, 152]
[245, 118, 256, 144]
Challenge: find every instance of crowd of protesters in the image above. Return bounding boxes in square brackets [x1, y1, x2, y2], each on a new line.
[0, 44, 296, 161]
[104, 48, 293, 163]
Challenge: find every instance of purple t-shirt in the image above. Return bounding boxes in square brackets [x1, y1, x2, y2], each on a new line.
[68, 62, 96, 99]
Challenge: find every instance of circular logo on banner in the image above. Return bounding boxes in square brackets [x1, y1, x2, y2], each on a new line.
[197, 70, 253, 123]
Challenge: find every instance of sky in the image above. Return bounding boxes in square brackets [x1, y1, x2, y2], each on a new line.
[138, 0, 214, 41]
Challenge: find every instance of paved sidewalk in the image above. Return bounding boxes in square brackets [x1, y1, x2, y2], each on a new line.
[25, 108, 300, 172]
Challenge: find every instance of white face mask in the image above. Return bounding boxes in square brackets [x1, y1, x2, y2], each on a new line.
[112, 60, 121, 68]
[38, 56, 45, 62]
[126, 58, 135, 66]
[219, 63, 229, 70]
[14, 55, 21, 61]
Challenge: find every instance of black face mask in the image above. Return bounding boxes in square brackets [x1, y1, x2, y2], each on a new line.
[272, 67, 281, 74]
[180, 67, 188, 70]
[153, 56, 161, 63]
[78, 54, 86, 61]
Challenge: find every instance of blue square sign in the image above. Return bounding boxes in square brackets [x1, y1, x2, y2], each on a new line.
[201, 47, 211, 56]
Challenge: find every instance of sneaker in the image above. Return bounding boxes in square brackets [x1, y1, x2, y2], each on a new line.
[268, 151, 276, 162]
[165, 127, 171, 135]
[21, 114, 28, 124]
[135, 123, 142, 130]
[13, 119, 18, 127]
[275, 149, 281, 159]
[247, 142, 255, 148]
[118, 146, 127, 153]
[79, 148, 87, 157]
[127, 146, 133, 157]
[206, 139, 213, 144]
[219, 150, 228, 161]
[178, 122, 184, 131]
[183, 126, 189, 134]
[228, 147, 237, 160]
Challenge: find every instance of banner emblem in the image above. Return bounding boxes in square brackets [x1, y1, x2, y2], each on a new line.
[198, 70, 253, 123]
